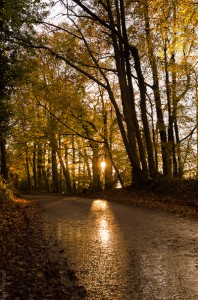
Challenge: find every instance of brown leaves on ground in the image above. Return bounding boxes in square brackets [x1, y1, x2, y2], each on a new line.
[0, 197, 87, 300]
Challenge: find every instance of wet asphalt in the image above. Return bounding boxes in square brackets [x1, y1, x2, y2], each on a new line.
[28, 195, 198, 300]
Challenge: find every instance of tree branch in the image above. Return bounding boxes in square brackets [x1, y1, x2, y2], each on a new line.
[32, 92, 105, 144]
[179, 125, 197, 143]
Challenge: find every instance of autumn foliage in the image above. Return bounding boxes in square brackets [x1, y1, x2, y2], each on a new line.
[1, 0, 198, 190]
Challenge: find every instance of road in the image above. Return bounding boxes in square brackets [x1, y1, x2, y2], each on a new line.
[25, 194, 198, 300]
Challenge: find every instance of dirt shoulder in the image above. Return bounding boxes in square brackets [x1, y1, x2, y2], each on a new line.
[0, 197, 87, 300]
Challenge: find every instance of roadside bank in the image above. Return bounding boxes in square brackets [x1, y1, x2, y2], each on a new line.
[87, 179, 198, 219]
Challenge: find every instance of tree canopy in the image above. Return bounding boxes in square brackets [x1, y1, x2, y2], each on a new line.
[1, 0, 198, 190]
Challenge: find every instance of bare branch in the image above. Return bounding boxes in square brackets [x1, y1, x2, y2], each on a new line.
[36, 99, 105, 143]
[34, 20, 82, 39]
[15, 35, 108, 90]
[179, 125, 197, 143]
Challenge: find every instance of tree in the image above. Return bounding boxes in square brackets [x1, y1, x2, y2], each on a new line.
[20, 1, 155, 184]
[6, 0, 198, 190]
[9, 45, 129, 191]
[142, 0, 198, 177]
[0, 0, 47, 180]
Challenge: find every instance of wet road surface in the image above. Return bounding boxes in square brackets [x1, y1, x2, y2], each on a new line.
[26, 195, 198, 299]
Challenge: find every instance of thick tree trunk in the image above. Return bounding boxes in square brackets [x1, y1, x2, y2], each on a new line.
[143, 0, 170, 177]
[106, 0, 148, 184]
[130, 47, 156, 178]
[116, 0, 147, 175]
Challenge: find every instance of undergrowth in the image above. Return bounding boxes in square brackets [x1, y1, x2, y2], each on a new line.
[0, 177, 15, 207]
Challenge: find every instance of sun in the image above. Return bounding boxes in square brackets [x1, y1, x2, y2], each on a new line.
[101, 161, 106, 169]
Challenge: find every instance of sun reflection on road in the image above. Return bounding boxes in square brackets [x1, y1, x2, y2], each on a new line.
[40, 196, 198, 300]
[91, 200, 112, 246]
[99, 219, 109, 244]
[91, 199, 108, 211]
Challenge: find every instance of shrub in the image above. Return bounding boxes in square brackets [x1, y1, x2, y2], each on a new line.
[0, 176, 14, 203]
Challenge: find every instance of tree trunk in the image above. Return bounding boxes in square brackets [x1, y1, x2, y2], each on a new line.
[25, 145, 31, 190]
[42, 167, 50, 192]
[90, 142, 101, 191]
[130, 47, 156, 178]
[0, 137, 8, 180]
[32, 144, 37, 189]
[71, 135, 77, 191]
[37, 144, 42, 190]
[106, 0, 148, 184]
[57, 148, 72, 193]
[83, 148, 92, 185]
[164, 41, 178, 177]
[143, 0, 170, 177]
[196, 78, 198, 178]
[50, 134, 60, 193]
[102, 107, 113, 189]
[118, 0, 149, 180]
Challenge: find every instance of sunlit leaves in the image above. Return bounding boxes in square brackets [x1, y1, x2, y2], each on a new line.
[4, 0, 198, 185]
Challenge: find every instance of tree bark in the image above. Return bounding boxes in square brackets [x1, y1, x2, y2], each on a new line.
[50, 134, 60, 193]
[130, 47, 156, 178]
[106, 0, 148, 184]
[0, 137, 8, 180]
[25, 145, 31, 190]
[143, 0, 170, 177]
[164, 42, 178, 177]
[90, 142, 101, 191]
[37, 144, 42, 190]
[71, 135, 77, 191]
[57, 146, 72, 193]
[33, 144, 37, 189]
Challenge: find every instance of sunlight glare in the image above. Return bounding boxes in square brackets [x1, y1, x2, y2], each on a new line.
[99, 219, 109, 244]
[91, 199, 108, 211]
[101, 161, 106, 170]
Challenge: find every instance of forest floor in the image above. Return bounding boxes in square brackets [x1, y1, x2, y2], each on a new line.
[0, 196, 87, 300]
[1, 178, 198, 299]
